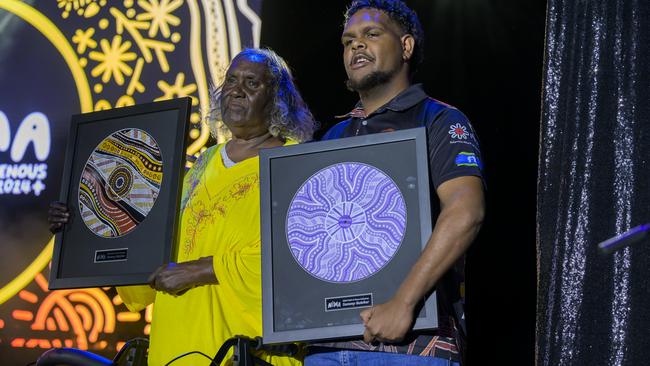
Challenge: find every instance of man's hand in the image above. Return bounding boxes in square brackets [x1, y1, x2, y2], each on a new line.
[148, 257, 217, 296]
[358, 176, 484, 344]
[48, 201, 70, 234]
[360, 298, 415, 344]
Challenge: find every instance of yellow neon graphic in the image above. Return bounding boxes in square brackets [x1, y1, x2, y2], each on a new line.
[88, 35, 138, 85]
[205, 0, 231, 85]
[223, 0, 242, 59]
[236, 0, 261, 47]
[0, 0, 94, 305]
[1, 2, 256, 356]
[0, 239, 53, 305]
[187, 0, 212, 151]
[0, 0, 93, 112]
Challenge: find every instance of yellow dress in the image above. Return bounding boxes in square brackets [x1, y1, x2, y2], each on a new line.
[117, 142, 301, 366]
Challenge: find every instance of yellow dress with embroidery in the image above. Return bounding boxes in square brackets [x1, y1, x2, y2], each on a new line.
[117, 142, 301, 366]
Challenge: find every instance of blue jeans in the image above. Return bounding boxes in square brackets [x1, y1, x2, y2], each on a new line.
[304, 350, 460, 366]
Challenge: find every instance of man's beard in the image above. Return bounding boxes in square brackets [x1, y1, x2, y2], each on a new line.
[346, 69, 397, 92]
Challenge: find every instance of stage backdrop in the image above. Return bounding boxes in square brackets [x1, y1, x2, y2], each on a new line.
[0, 0, 261, 363]
[537, 0, 650, 365]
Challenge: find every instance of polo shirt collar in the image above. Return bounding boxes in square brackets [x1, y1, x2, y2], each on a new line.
[337, 84, 428, 119]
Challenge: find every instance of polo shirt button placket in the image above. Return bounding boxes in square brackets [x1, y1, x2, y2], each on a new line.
[354, 119, 367, 136]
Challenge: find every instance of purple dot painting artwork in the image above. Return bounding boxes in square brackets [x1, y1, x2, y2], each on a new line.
[286, 163, 407, 283]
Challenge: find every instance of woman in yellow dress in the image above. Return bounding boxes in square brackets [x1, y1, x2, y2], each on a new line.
[49, 48, 317, 365]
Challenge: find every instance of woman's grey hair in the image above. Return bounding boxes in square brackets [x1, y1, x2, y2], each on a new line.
[208, 48, 318, 143]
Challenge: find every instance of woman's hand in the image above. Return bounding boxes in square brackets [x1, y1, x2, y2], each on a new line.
[148, 257, 217, 296]
[48, 201, 70, 234]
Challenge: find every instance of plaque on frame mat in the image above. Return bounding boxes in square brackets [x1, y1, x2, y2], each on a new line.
[260, 127, 437, 344]
[49, 97, 190, 290]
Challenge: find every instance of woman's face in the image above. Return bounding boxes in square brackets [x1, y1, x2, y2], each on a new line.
[220, 56, 272, 137]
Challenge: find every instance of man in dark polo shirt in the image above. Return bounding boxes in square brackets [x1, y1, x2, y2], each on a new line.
[305, 1, 485, 365]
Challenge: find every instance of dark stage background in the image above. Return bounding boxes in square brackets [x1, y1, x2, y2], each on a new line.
[537, 1, 650, 365]
[261, 1, 547, 364]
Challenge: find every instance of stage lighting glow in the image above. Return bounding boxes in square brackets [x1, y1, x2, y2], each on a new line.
[0, 0, 263, 362]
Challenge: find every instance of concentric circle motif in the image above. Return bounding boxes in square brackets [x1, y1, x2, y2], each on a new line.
[286, 162, 407, 283]
[106, 166, 133, 200]
[78, 128, 163, 238]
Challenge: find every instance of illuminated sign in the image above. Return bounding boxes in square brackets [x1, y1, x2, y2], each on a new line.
[0, 0, 262, 363]
[0, 111, 51, 196]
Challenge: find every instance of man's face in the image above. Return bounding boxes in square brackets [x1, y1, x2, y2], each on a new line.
[342, 8, 406, 91]
[220, 55, 272, 132]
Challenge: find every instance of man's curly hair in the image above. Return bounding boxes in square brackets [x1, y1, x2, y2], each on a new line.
[345, 0, 424, 75]
[209, 48, 317, 143]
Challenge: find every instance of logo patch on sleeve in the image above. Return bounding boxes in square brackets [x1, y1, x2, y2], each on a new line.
[455, 152, 482, 168]
[448, 123, 469, 139]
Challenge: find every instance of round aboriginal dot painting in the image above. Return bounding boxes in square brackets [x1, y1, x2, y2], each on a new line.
[78, 128, 163, 238]
[286, 162, 407, 283]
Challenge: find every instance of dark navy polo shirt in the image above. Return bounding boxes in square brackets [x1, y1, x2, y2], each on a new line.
[322, 84, 483, 189]
[317, 84, 484, 358]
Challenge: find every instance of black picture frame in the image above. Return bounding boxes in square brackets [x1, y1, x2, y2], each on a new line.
[49, 98, 190, 290]
[260, 127, 436, 344]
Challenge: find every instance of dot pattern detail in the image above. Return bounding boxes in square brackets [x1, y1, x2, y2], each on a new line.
[286, 163, 406, 283]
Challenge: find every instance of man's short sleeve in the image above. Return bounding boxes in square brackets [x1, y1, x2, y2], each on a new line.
[427, 108, 484, 189]
[321, 120, 352, 140]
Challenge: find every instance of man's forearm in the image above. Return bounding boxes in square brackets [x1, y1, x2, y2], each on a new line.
[359, 195, 484, 343]
[394, 190, 484, 307]
[360, 176, 484, 343]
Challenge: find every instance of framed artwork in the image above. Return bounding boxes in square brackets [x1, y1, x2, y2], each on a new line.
[49, 97, 190, 289]
[260, 127, 437, 343]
